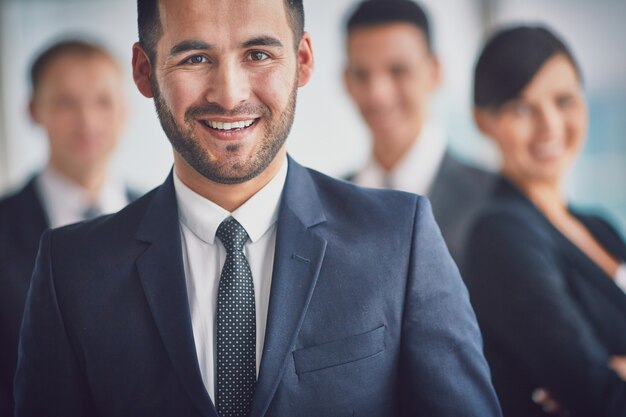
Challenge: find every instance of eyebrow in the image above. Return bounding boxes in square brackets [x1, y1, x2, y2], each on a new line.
[169, 40, 212, 57]
[169, 36, 284, 58]
[240, 36, 283, 49]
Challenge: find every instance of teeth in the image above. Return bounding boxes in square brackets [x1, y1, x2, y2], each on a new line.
[205, 119, 255, 130]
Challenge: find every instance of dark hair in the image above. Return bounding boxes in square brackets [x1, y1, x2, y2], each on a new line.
[473, 25, 581, 110]
[345, 0, 432, 51]
[137, 0, 305, 62]
[30, 39, 117, 95]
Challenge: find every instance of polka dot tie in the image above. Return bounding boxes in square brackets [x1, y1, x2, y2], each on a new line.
[216, 218, 256, 417]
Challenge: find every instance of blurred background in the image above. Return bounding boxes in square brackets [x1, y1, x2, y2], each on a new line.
[0, 0, 624, 234]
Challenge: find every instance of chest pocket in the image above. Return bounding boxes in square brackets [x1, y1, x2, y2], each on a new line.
[293, 325, 386, 375]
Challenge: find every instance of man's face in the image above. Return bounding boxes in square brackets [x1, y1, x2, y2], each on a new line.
[30, 54, 125, 177]
[133, 0, 313, 185]
[345, 23, 440, 150]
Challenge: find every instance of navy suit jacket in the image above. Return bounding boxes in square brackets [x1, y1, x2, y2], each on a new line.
[0, 177, 138, 417]
[0, 179, 48, 417]
[463, 178, 626, 417]
[15, 159, 501, 417]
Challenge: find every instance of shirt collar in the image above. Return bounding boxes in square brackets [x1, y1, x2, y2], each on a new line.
[36, 164, 129, 228]
[174, 157, 288, 245]
[355, 122, 447, 195]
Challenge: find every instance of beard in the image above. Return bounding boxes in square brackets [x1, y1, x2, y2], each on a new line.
[151, 77, 297, 184]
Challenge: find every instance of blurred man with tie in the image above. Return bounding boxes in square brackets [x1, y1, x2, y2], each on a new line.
[13, 1, 501, 416]
[0, 39, 134, 416]
[343, 0, 495, 262]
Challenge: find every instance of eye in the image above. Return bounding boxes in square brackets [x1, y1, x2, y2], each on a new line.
[96, 96, 113, 109]
[509, 102, 532, 117]
[249, 51, 269, 61]
[390, 65, 408, 78]
[556, 93, 576, 109]
[183, 55, 208, 65]
[56, 96, 78, 109]
[349, 68, 368, 83]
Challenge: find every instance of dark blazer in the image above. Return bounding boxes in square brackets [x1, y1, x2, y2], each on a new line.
[347, 151, 496, 265]
[0, 177, 138, 417]
[0, 179, 48, 417]
[428, 151, 496, 265]
[463, 178, 626, 417]
[14, 158, 501, 417]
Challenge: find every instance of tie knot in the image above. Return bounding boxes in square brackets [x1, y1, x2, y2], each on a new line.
[82, 205, 102, 220]
[216, 218, 249, 253]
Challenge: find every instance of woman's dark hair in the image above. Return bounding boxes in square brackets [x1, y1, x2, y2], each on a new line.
[473, 25, 582, 110]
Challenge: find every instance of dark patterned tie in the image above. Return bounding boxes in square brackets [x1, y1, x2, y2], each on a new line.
[215, 217, 256, 417]
[82, 205, 102, 220]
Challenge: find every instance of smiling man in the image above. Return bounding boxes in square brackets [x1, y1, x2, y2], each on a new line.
[343, 0, 496, 263]
[14, 0, 501, 416]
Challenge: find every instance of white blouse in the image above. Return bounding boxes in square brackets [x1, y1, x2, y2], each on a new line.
[615, 263, 626, 293]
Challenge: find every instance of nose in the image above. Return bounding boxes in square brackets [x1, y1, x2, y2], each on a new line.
[364, 74, 395, 110]
[535, 104, 564, 141]
[205, 60, 250, 111]
[77, 102, 100, 132]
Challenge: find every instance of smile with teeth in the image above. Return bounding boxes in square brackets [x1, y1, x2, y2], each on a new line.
[202, 119, 257, 131]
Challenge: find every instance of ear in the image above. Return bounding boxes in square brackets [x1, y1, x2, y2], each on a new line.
[429, 54, 442, 90]
[296, 32, 314, 87]
[28, 97, 41, 124]
[28, 93, 42, 125]
[132, 42, 155, 98]
[473, 107, 495, 136]
[343, 66, 359, 101]
[343, 66, 351, 94]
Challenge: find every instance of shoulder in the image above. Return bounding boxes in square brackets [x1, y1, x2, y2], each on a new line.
[577, 209, 625, 240]
[47, 187, 155, 260]
[432, 152, 498, 204]
[0, 178, 37, 212]
[306, 167, 424, 220]
[440, 151, 496, 181]
[468, 192, 553, 251]
[297, 166, 434, 251]
[0, 179, 42, 235]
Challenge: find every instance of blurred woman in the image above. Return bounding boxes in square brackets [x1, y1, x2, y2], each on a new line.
[465, 25, 626, 417]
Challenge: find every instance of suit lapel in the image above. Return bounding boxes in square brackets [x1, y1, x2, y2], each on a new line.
[250, 159, 327, 417]
[135, 173, 217, 417]
[565, 214, 626, 314]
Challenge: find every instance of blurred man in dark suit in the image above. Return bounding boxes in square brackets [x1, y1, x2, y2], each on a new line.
[343, 0, 495, 262]
[0, 39, 135, 416]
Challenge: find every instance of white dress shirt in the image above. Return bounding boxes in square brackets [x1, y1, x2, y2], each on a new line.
[353, 122, 447, 195]
[36, 165, 130, 228]
[174, 158, 288, 402]
[615, 263, 626, 293]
